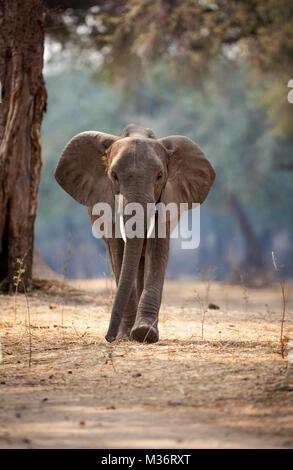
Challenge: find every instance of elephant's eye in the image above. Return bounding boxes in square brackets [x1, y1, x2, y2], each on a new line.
[157, 171, 163, 180]
[111, 171, 118, 182]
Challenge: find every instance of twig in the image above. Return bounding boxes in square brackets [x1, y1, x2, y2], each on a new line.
[104, 349, 117, 373]
[272, 251, 287, 358]
[71, 320, 88, 340]
[240, 273, 249, 312]
[22, 280, 32, 367]
[13, 257, 26, 320]
[143, 317, 158, 343]
[195, 267, 217, 340]
[194, 288, 208, 340]
[60, 234, 74, 339]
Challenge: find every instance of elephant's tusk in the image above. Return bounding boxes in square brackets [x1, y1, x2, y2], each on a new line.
[147, 210, 156, 239]
[117, 193, 124, 215]
[117, 194, 127, 243]
[119, 214, 127, 243]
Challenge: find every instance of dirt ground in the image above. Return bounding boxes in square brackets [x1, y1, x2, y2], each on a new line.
[0, 277, 293, 449]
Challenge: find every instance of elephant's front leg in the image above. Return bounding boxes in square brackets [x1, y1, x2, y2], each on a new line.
[117, 287, 138, 339]
[130, 236, 170, 343]
[105, 238, 138, 339]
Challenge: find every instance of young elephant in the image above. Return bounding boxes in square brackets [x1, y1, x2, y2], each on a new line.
[55, 124, 215, 343]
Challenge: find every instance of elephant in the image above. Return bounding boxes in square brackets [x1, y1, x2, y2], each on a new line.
[54, 124, 215, 343]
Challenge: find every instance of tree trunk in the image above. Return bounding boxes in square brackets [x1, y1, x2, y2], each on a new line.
[0, 0, 47, 290]
[224, 192, 270, 285]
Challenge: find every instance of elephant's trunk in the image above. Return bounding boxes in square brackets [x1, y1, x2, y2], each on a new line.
[105, 237, 144, 342]
[105, 194, 147, 342]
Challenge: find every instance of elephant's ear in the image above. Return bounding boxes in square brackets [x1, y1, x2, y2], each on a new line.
[159, 135, 215, 209]
[55, 131, 118, 206]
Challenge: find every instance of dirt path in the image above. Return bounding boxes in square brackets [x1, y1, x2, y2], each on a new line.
[0, 279, 293, 448]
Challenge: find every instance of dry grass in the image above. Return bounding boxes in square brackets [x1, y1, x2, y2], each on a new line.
[0, 278, 293, 448]
[272, 252, 288, 358]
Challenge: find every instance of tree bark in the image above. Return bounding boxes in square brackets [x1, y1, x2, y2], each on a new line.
[0, 0, 47, 290]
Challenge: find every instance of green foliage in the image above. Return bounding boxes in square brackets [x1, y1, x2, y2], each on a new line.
[13, 258, 26, 291]
[45, 1, 293, 147]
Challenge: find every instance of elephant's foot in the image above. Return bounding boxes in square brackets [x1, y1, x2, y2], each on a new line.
[130, 323, 159, 343]
[116, 322, 133, 340]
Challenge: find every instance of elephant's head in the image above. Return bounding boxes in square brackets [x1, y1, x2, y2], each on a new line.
[54, 124, 215, 341]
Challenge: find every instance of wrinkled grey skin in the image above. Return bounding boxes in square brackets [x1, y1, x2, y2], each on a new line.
[55, 124, 215, 343]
